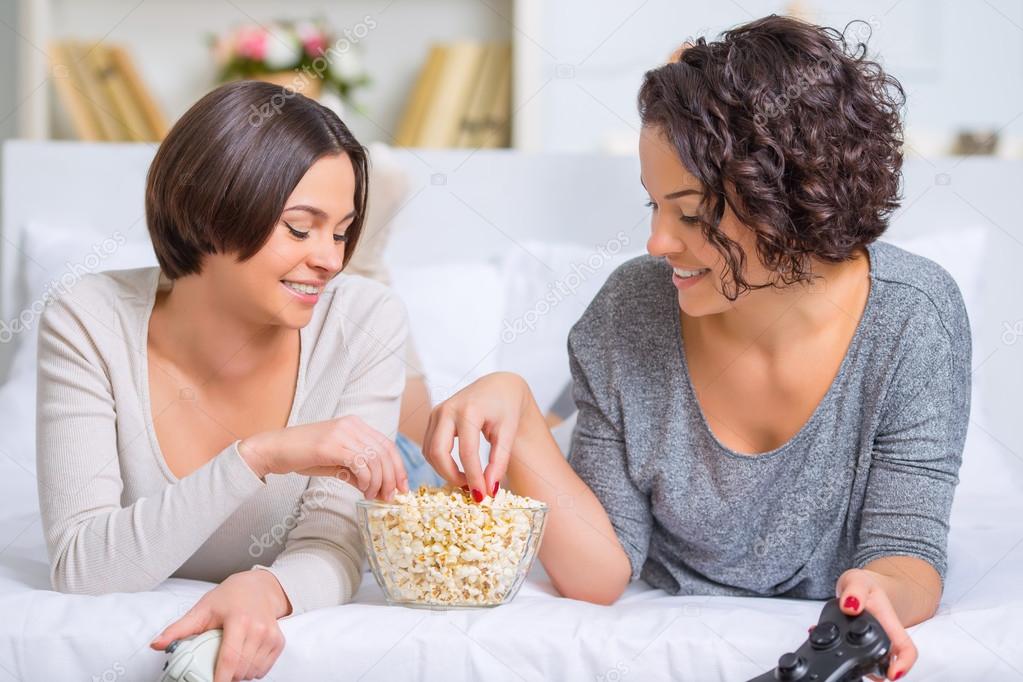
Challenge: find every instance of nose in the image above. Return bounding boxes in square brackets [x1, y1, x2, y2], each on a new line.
[646, 212, 684, 258]
[307, 231, 344, 276]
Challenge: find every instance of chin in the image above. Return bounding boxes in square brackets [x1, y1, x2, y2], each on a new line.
[277, 306, 314, 329]
[677, 293, 708, 317]
[677, 292, 730, 318]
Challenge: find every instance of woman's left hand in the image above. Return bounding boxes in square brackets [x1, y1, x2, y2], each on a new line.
[150, 570, 290, 681]
[835, 568, 917, 680]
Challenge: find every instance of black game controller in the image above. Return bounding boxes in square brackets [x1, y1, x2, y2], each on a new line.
[747, 598, 891, 682]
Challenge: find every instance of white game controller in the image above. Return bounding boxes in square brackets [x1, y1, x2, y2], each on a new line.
[158, 629, 222, 682]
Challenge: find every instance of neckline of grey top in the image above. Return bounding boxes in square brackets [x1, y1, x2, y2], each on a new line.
[674, 241, 878, 461]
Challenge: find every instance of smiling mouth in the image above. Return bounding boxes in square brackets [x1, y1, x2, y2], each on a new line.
[280, 280, 322, 296]
[672, 266, 710, 279]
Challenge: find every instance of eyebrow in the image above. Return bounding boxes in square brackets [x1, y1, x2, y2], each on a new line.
[283, 204, 356, 226]
[639, 177, 701, 200]
[665, 189, 701, 199]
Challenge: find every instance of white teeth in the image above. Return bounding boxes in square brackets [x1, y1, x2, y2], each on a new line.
[673, 267, 709, 278]
[282, 280, 320, 295]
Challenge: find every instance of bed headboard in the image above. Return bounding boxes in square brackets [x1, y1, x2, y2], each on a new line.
[4, 140, 1023, 452]
[0, 140, 650, 324]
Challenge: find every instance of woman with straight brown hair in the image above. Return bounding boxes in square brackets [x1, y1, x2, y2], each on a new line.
[36, 80, 410, 681]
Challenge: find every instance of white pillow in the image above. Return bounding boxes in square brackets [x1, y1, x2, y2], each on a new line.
[882, 224, 988, 343]
[5, 220, 157, 383]
[390, 262, 504, 403]
[494, 238, 646, 412]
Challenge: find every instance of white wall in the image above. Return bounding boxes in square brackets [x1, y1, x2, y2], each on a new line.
[515, 0, 1023, 155]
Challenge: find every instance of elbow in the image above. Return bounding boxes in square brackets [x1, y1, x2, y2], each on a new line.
[49, 553, 155, 596]
[547, 546, 632, 605]
[50, 554, 84, 594]
[50, 563, 97, 595]
[556, 579, 627, 606]
[551, 568, 629, 606]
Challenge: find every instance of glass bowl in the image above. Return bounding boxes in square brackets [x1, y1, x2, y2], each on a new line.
[356, 495, 549, 609]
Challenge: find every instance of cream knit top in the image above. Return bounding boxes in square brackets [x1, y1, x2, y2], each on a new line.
[35, 266, 408, 614]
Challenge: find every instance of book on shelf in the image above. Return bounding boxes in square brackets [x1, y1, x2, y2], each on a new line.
[396, 41, 512, 148]
[48, 40, 167, 142]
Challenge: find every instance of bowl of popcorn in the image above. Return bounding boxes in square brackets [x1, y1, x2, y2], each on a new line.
[357, 486, 548, 609]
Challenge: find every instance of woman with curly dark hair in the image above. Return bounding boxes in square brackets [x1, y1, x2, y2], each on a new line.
[422, 15, 969, 680]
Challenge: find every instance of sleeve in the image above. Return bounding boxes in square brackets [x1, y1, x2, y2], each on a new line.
[35, 295, 266, 595]
[853, 304, 972, 585]
[252, 292, 409, 613]
[565, 322, 653, 582]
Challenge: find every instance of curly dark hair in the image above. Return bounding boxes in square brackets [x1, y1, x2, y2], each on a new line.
[637, 15, 906, 300]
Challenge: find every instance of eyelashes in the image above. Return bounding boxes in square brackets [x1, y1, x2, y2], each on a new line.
[644, 200, 701, 225]
[284, 221, 348, 243]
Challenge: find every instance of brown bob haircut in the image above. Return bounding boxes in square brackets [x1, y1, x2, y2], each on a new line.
[638, 15, 906, 300]
[146, 80, 369, 279]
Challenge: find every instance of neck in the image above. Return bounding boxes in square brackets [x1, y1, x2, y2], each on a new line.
[693, 247, 869, 354]
[152, 275, 293, 382]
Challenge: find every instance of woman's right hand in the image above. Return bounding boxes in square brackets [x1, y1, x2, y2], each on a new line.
[238, 416, 408, 501]
[422, 371, 533, 501]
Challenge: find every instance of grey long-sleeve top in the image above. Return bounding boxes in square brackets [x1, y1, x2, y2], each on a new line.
[566, 239, 971, 599]
[36, 266, 408, 613]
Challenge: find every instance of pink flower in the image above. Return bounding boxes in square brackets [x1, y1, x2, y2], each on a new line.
[303, 35, 327, 57]
[235, 26, 268, 61]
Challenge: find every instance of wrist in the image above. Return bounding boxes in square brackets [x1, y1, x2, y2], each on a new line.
[238, 433, 273, 479]
[507, 384, 550, 474]
[249, 569, 292, 618]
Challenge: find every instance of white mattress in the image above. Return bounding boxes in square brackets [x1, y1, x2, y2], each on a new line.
[2, 371, 1022, 681]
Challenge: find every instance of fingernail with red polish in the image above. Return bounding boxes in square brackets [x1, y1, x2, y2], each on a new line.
[492, 481, 500, 496]
[472, 488, 484, 503]
[893, 671, 905, 680]
[843, 596, 860, 612]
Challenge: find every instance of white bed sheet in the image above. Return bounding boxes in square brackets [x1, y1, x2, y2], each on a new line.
[1, 378, 1022, 681]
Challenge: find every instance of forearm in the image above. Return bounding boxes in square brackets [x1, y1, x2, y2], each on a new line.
[505, 393, 631, 605]
[45, 441, 263, 594]
[859, 556, 943, 626]
[253, 476, 365, 614]
[398, 377, 432, 446]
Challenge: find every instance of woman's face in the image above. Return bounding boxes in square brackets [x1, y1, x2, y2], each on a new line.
[638, 125, 773, 317]
[200, 153, 356, 329]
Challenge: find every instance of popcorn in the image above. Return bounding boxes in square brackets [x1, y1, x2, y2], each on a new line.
[359, 486, 547, 607]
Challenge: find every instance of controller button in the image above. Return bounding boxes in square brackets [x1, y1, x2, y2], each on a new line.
[848, 618, 876, 645]
[776, 652, 808, 680]
[183, 672, 206, 682]
[809, 621, 840, 648]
